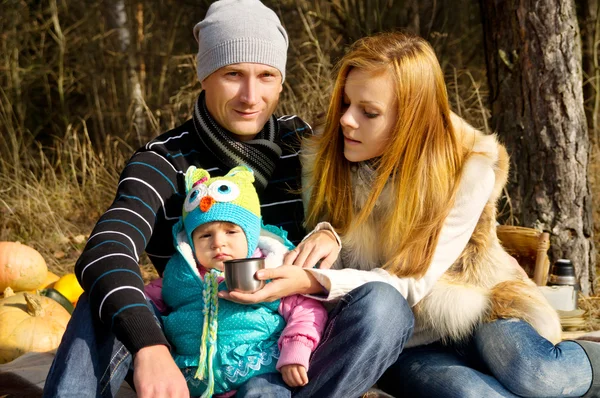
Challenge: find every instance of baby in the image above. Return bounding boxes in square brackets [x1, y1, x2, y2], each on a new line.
[159, 165, 327, 397]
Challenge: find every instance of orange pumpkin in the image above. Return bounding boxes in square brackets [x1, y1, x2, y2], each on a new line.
[0, 290, 70, 364]
[0, 242, 48, 292]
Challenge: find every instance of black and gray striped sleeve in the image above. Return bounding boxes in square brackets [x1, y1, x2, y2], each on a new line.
[74, 148, 181, 352]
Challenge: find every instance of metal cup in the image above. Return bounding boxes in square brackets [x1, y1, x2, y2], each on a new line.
[223, 258, 265, 293]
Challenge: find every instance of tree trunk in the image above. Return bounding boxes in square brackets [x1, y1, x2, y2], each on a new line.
[480, 0, 596, 293]
[578, 0, 599, 143]
[104, 0, 146, 145]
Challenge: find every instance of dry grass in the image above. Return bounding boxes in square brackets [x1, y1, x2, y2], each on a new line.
[1, 0, 599, 305]
[0, 0, 202, 277]
[0, 120, 127, 274]
[579, 294, 600, 331]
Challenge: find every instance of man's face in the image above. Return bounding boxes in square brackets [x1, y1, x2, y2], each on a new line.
[201, 63, 283, 141]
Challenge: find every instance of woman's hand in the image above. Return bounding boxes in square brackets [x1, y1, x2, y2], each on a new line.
[280, 364, 308, 387]
[218, 265, 324, 304]
[284, 230, 340, 269]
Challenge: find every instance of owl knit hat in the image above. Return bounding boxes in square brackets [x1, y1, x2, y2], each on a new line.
[182, 165, 261, 257]
[181, 165, 262, 398]
[193, 0, 289, 82]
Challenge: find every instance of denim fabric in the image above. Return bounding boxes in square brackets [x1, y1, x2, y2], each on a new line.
[476, 319, 592, 397]
[236, 372, 291, 397]
[43, 293, 136, 398]
[292, 282, 415, 398]
[379, 318, 593, 398]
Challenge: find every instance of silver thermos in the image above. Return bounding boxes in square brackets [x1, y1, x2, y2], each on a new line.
[547, 259, 579, 310]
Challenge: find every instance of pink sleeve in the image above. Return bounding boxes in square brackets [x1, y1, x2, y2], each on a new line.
[276, 294, 328, 371]
[143, 278, 168, 314]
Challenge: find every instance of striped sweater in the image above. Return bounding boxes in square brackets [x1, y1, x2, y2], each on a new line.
[75, 102, 310, 353]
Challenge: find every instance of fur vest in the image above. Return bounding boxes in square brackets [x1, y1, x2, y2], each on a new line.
[302, 114, 561, 347]
[409, 116, 561, 346]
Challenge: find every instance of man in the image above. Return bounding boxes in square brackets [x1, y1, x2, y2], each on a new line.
[45, 2, 414, 397]
[43, 1, 313, 396]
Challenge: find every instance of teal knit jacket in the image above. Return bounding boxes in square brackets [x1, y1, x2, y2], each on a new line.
[162, 223, 293, 396]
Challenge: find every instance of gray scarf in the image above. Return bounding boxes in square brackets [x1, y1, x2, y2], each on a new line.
[192, 91, 282, 192]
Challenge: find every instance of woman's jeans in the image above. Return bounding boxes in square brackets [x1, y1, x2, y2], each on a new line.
[43, 282, 414, 398]
[379, 318, 594, 398]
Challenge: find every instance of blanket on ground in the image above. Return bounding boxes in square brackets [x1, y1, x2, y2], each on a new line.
[0, 351, 136, 398]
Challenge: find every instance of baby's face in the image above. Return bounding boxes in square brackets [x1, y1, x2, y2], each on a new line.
[192, 221, 248, 271]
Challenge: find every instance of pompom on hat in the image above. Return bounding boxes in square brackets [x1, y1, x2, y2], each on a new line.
[182, 165, 261, 257]
[193, 0, 289, 82]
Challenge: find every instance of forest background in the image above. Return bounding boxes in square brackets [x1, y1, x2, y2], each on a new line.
[1, 0, 599, 294]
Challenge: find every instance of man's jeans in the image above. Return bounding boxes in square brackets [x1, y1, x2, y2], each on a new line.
[43, 292, 139, 398]
[379, 318, 593, 398]
[44, 282, 414, 398]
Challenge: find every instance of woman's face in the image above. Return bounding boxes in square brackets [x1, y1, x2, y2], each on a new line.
[340, 68, 397, 163]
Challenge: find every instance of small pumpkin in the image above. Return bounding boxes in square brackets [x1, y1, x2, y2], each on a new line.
[53, 273, 84, 305]
[0, 242, 48, 292]
[0, 290, 70, 364]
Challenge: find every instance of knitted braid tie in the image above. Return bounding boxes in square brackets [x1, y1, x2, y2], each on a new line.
[196, 269, 221, 398]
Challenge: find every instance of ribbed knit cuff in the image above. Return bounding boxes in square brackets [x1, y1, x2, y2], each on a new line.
[112, 311, 169, 354]
[304, 268, 339, 300]
[276, 340, 312, 371]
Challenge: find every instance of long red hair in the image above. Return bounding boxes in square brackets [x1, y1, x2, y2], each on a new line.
[304, 32, 468, 278]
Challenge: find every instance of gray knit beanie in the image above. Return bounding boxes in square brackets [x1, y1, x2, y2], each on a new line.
[193, 0, 289, 83]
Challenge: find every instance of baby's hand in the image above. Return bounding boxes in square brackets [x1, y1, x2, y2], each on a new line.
[280, 364, 308, 387]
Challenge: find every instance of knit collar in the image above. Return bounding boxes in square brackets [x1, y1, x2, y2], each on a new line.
[192, 91, 282, 192]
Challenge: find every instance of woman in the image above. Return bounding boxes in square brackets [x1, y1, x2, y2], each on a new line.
[220, 32, 599, 397]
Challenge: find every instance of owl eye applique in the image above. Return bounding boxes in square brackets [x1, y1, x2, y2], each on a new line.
[208, 180, 240, 202]
[184, 184, 208, 212]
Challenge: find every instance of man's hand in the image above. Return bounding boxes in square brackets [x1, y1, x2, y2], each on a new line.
[133, 345, 189, 398]
[284, 230, 340, 269]
[218, 265, 324, 304]
[280, 364, 308, 387]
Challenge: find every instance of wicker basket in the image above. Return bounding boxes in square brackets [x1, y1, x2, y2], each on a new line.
[496, 225, 550, 286]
